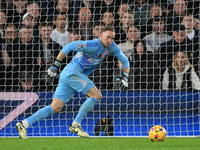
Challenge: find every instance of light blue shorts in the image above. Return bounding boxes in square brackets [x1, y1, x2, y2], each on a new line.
[53, 70, 95, 103]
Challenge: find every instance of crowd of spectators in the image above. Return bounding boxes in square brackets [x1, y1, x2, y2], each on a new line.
[0, 0, 199, 92]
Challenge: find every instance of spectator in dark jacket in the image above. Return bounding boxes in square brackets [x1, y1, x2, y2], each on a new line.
[115, 40, 159, 90]
[181, 14, 200, 75]
[129, 40, 159, 90]
[166, 0, 188, 35]
[38, 22, 62, 91]
[7, 0, 27, 29]
[155, 24, 192, 87]
[3, 25, 41, 90]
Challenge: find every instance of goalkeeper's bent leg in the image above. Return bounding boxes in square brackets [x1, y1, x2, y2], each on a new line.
[26, 105, 55, 127]
[74, 97, 99, 123]
[70, 97, 99, 137]
[16, 105, 55, 139]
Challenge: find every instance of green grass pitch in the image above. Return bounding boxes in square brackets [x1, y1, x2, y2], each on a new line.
[0, 137, 200, 150]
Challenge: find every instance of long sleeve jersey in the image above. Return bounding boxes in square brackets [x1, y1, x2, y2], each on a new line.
[61, 38, 129, 76]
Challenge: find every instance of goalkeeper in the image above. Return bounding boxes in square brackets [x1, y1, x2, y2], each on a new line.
[16, 26, 129, 138]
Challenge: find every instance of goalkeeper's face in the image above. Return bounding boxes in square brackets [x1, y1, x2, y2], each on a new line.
[100, 31, 115, 47]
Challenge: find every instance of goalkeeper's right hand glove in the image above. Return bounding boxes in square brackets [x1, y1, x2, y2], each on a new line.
[116, 72, 128, 91]
[47, 59, 61, 78]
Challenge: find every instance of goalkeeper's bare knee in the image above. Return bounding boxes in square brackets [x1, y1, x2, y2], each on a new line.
[91, 91, 102, 101]
[86, 87, 102, 100]
[50, 98, 65, 114]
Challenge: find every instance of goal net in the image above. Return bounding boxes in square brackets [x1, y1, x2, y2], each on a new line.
[0, 0, 199, 137]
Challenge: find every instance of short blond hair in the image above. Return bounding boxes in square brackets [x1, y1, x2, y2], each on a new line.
[101, 26, 115, 33]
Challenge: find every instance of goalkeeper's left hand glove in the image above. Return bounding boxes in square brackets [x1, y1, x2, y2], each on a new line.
[47, 59, 61, 78]
[118, 72, 128, 91]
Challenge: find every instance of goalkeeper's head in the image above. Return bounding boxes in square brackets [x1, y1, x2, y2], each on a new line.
[100, 26, 115, 48]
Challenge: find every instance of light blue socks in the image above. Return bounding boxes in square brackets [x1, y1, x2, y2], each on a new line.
[24, 97, 99, 128]
[26, 105, 55, 126]
[74, 97, 99, 123]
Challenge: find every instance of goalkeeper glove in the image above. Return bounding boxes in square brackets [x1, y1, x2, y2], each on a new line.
[117, 72, 128, 91]
[47, 59, 61, 78]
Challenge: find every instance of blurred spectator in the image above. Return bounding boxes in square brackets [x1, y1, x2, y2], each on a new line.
[115, 11, 134, 44]
[0, 10, 6, 39]
[117, 24, 155, 72]
[29, 0, 54, 22]
[193, 17, 200, 29]
[3, 25, 41, 90]
[56, 0, 69, 14]
[70, 0, 95, 24]
[20, 71, 33, 91]
[181, 14, 200, 75]
[118, 25, 140, 61]
[116, 3, 131, 26]
[129, 0, 152, 25]
[149, 4, 164, 18]
[17, 71, 39, 92]
[101, 11, 115, 27]
[141, 4, 165, 36]
[2, 24, 18, 68]
[76, 7, 93, 40]
[68, 28, 81, 42]
[16, 25, 41, 70]
[54, 0, 72, 29]
[21, 13, 34, 28]
[39, 22, 62, 64]
[27, 2, 40, 26]
[7, 0, 28, 29]
[50, 13, 70, 47]
[181, 14, 199, 42]
[5, 24, 18, 45]
[131, 40, 159, 90]
[159, 0, 172, 16]
[166, 0, 188, 35]
[162, 52, 200, 91]
[143, 17, 172, 52]
[1, 24, 18, 90]
[26, 2, 41, 42]
[13, 25, 41, 71]
[173, 0, 187, 16]
[117, 3, 131, 19]
[39, 22, 62, 91]
[118, 24, 154, 59]
[92, 22, 105, 39]
[155, 24, 192, 86]
[95, 0, 121, 17]
[115, 39, 158, 90]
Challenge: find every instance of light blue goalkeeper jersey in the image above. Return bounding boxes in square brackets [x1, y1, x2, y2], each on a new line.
[61, 38, 129, 76]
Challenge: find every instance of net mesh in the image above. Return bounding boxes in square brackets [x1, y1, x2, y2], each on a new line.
[0, 0, 200, 137]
